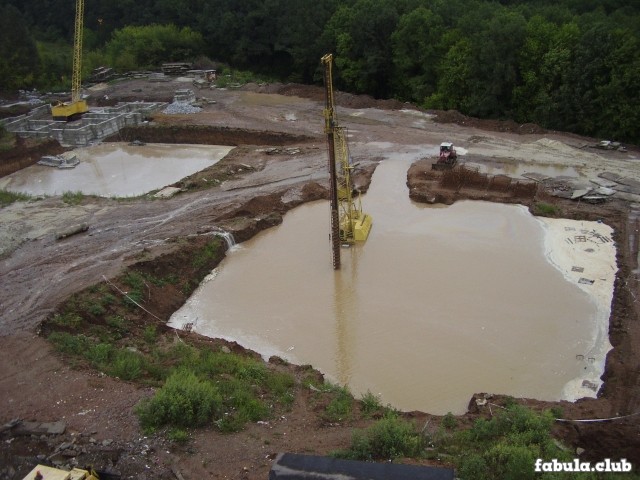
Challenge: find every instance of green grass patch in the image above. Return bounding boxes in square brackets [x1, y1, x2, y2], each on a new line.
[192, 238, 222, 269]
[143, 325, 157, 343]
[62, 190, 84, 205]
[323, 384, 354, 422]
[0, 189, 32, 207]
[49, 331, 92, 354]
[50, 312, 84, 329]
[533, 202, 559, 217]
[167, 428, 189, 444]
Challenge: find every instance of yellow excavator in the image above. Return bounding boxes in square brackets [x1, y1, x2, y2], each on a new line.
[51, 0, 89, 121]
[321, 53, 372, 269]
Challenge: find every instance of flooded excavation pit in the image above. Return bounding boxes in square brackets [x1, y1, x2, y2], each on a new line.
[0, 143, 234, 197]
[170, 159, 616, 415]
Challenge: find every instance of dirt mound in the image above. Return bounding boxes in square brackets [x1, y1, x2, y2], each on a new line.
[246, 82, 408, 111]
[110, 124, 314, 146]
[433, 109, 546, 135]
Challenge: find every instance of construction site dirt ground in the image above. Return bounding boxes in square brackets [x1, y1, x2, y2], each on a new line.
[1, 78, 639, 479]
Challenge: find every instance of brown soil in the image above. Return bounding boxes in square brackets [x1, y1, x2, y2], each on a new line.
[1, 79, 639, 478]
[0, 137, 66, 177]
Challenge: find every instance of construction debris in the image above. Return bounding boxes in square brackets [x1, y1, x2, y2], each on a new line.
[38, 152, 79, 169]
[162, 89, 202, 114]
[3, 419, 66, 436]
[55, 223, 90, 240]
[589, 140, 627, 152]
[161, 62, 192, 76]
[162, 103, 202, 115]
[154, 186, 181, 198]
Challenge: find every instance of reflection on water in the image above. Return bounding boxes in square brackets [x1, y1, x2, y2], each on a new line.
[170, 158, 604, 414]
[0, 143, 234, 197]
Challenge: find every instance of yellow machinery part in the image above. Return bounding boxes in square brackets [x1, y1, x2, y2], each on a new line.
[353, 213, 372, 242]
[51, 99, 89, 121]
[22, 465, 98, 480]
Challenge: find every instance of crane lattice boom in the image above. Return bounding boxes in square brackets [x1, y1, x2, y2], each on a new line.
[321, 54, 372, 269]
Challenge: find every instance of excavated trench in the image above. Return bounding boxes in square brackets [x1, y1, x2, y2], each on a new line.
[170, 156, 616, 414]
[2, 89, 639, 475]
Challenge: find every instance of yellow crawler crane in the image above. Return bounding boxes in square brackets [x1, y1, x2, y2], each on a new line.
[321, 53, 372, 270]
[51, 0, 89, 121]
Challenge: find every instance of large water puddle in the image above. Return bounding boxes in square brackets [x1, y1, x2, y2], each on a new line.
[0, 143, 233, 197]
[170, 158, 615, 414]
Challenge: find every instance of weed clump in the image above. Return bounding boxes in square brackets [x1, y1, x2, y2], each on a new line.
[62, 190, 84, 205]
[136, 370, 222, 429]
[533, 202, 559, 217]
[336, 413, 424, 461]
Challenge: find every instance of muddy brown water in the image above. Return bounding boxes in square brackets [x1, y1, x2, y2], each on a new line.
[170, 158, 608, 414]
[0, 143, 233, 197]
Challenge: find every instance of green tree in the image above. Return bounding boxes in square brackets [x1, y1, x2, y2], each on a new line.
[105, 24, 204, 71]
[391, 7, 445, 103]
[0, 5, 40, 91]
[426, 34, 474, 111]
[324, 0, 400, 97]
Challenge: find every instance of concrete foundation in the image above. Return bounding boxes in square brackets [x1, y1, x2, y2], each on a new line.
[0, 102, 165, 147]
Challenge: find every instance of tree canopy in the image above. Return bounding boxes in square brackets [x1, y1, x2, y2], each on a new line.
[2, 0, 639, 143]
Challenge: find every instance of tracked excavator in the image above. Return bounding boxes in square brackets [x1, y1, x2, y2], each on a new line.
[51, 0, 89, 121]
[321, 54, 372, 269]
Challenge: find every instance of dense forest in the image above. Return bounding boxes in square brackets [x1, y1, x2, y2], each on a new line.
[1, 0, 639, 143]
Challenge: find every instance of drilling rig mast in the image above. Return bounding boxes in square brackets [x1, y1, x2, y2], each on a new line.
[321, 54, 372, 270]
[51, 0, 89, 121]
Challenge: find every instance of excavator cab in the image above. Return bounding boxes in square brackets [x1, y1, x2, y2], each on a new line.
[433, 142, 458, 170]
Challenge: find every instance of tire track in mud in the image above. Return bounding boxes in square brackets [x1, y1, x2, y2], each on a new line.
[0, 159, 323, 335]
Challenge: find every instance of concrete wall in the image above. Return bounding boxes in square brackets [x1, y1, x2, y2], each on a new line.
[2, 102, 165, 147]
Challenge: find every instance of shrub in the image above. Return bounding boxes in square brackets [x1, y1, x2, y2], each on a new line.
[360, 390, 382, 417]
[109, 349, 144, 380]
[88, 343, 115, 368]
[455, 405, 577, 480]
[136, 370, 222, 429]
[143, 325, 157, 343]
[342, 413, 424, 460]
[442, 412, 458, 430]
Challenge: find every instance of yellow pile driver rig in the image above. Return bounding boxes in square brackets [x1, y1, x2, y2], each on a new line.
[321, 54, 372, 270]
[51, 0, 89, 121]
